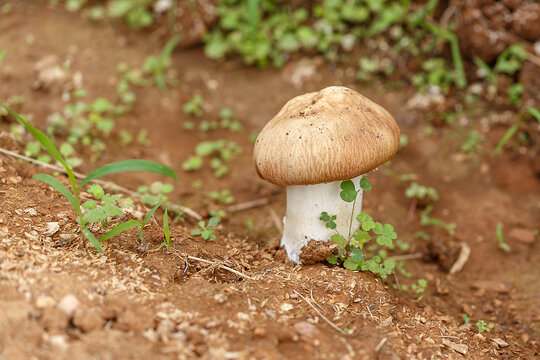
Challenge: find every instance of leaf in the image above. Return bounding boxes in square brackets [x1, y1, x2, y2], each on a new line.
[527, 107, 540, 123]
[376, 235, 393, 247]
[343, 256, 359, 271]
[351, 248, 365, 262]
[80, 159, 177, 187]
[0, 50, 6, 63]
[81, 227, 103, 253]
[331, 234, 347, 249]
[142, 201, 162, 227]
[340, 180, 357, 202]
[82, 200, 97, 210]
[359, 177, 372, 191]
[33, 174, 79, 211]
[320, 212, 330, 222]
[87, 184, 104, 199]
[99, 220, 139, 242]
[163, 208, 170, 246]
[208, 217, 220, 227]
[327, 253, 338, 265]
[4, 105, 71, 173]
[325, 221, 337, 230]
[191, 229, 202, 235]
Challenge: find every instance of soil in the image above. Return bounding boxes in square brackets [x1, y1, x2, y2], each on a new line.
[1, 2, 539, 359]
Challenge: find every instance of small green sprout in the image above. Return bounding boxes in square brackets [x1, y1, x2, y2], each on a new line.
[2, 104, 177, 253]
[463, 313, 470, 324]
[411, 278, 427, 301]
[191, 217, 220, 241]
[405, 182, 439, 202]
[159, 209, 171, 249]
[420, 205, 456, 236]
[209, 189, 235, 205]
[476, 320, 494, 333]
[183, 95, 204, 117]
[495, 223, 510, 252]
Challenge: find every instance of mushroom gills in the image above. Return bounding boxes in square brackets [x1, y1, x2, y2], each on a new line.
[281, 175, 363, 263]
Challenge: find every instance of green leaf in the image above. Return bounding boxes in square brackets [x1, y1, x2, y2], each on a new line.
[327, 253, 338, 265]
[0, 50, 6, 63]
[351, 248, 365, 262]
[4, 105, 71, 173]
[331, 233, 347, 249]
[343, 256, 359, 270]
[208, 217, 220, 227]
[527, 107, 540, 123]
[82, 200, 97, 210]
[142, 201, 162, 227]
[359, 177, 372, 191]
[191, 229, 202, 235]
[81, 227, 103, 253]
[320, 212, 330, 222]
[81, 159, 177, 187]
[376, 235, 393, 247]
[33, 174, 79, 211]
[87, 184, 104, 199]
[99, 220, 139, 242]
[340, 180, 357, 202]
[163, 208, 170, 246]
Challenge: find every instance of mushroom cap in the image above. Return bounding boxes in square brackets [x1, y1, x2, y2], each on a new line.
[253, 86, 400, 186]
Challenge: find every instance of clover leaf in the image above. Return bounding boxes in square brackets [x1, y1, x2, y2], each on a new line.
[340, 180, 357, 202]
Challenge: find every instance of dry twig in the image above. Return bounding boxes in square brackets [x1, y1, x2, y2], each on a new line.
[225, 198, 269, 212]
[449, 242, 471, 275]
[293, 290, 346, 335]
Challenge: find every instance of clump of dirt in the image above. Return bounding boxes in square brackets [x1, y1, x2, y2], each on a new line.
[299, 239, 337, 265]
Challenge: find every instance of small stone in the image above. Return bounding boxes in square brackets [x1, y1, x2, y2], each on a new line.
[492, 338, 509, 348]
[49, 334, 68, 350]
[253, 327, 266, 337]
[509, 227, 535, 244]
[43, 222, 60, 236]
[73, 308, 106, 333]
[293, 321, 319, 339]
[471, 281, 510, 294]
[36, 295, 55, 309]
[58, 294, 79, 318]
[214, 293, 227, 304]
[280, 303, 294, 312]
[24, 208, 38, 216]
[156, 319, 175, 339]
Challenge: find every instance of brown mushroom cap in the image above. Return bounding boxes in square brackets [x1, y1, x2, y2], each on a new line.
[253, 86, 400, 186]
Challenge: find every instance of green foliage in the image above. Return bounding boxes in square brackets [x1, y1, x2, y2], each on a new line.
[476, 320, 494, 333]
[495, 223, 510, 253]
[209, 189, 235, 205]
[420, 205, 456, 236]
[159, 209, 171, 248]
[106, 0, 155, 29]
[3, 104, 177, 253]
[182, 139, 242, 177]
[494, 44, 527, 76]
[142, 35, 180, 90]
[191, 217, 220, 240]
[322, 177, 397, 278]
[461, 130, 485, 154]
[411, 278, 427, 301]
[405, 182, 439, 202]
[137, 181, 174, 205]
[183, 95, 204, 117]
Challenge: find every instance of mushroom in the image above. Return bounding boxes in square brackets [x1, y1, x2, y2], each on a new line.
[253, 86, 400, 263]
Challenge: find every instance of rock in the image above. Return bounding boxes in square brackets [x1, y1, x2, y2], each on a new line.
[471, 280, 510, 293]
[277, 327, 299, 343]
[492, 338, 509, 347]
[519, 61, 540, 108]
[299, 239, 337, 265]
[58, 294, 79, 318]
[253, 327, 266, 337]
[156, 319, 175, 339]
[73, 308, 106, 333]
[293, 321, 319, 339]
[279, 303, 294, 312]
[115, 306, 154, 332]
[442, 339, 468, 355]
[509, 227, 536, 244]
[511, 3, 540, 42]
[43, 222, 60, 236]
[35, 294, 55, 309]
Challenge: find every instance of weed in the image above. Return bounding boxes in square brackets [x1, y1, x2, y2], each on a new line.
[463, 313, 470, 324]
[322, 177, 397, 278]
[159, 209, 171, 248]
[191, 217, 220, 240]
[142, 35, 180, 90]
[209, 189, 235, 205]
[2, 105, 177, 253]
[494, 107, 540, 155]
[411, 278, 427, 301]
[405, 182, 439, 202]
[495, 223, 511, 252]
[460, 130, 485, 154]
[476, 320, 494, 333]
[137, 181, 174, 205]
[420, 205, 456, 236]
[183, 95, 204, 117]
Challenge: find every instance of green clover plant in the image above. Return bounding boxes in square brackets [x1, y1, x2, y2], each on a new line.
[321, 177, 397, 278]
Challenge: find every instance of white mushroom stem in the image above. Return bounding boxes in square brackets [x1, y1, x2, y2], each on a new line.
[282, 175, 363, 263]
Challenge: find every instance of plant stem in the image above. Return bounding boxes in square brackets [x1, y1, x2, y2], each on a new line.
[348, 195, 357, 239]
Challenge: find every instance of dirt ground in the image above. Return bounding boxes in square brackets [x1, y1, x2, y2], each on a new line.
[1, 2, 539, 359]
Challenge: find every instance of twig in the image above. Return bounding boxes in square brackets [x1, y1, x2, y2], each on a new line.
[393, 271, 401, 290]
[366, 305, 374, 319]
[449, 242, 471, 275]
[171, 248, 255, 280]
[225, 198, 269, 212]
[406, 198, 417, 224]
[310, 288, 327, 314]
[387, 253, 423, 261]
[374, 337, 387, 352]
[266, 206, 283, 235]
[0, 147, 202, 221]
[179, 257, 189, 281]
[293, 290, 346, 335]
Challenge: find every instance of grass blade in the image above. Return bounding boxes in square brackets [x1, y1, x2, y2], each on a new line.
[526, 107, 540, 122]
[493, 122, 520, 155]
[99, 220, 140, 242]
[33, 174, 79, 211]
[163, 208, 170, 246]
[142, 201, 162, 228]
[80, 159, 178, 187]
[81, 227, 104, 253]
[0, 50, 6, 63]
[2, 104, 70, 170]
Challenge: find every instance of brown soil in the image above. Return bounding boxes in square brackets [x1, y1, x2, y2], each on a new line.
[1, 2, 539, 359]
